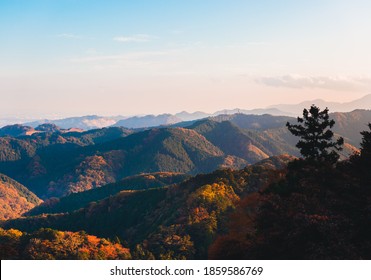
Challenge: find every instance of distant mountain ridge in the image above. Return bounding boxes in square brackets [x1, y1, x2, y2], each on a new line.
[330, 109, 371, 146]
[2, 94, 370, 130]
[270, 94, 371, 115]
[212, 108, 293, 117]
[0, 123, 83, 137]
[25, 115, 125, 130]
[174, 111, 210, 121]
[113, 114, 182, 129]
[0, 124, 37, 137]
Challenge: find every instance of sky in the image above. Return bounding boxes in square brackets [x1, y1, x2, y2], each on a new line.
[1, 0, 371, 117]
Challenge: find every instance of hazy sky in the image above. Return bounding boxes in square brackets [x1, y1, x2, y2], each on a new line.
[1, 0, 371, 117]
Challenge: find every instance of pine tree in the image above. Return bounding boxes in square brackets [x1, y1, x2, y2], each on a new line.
[286, 105, 344, 164]
[356, 123, 371, 185]
[360, 123, 371, 159]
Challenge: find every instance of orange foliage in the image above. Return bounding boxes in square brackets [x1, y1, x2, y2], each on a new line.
[0, 228, 131, 260]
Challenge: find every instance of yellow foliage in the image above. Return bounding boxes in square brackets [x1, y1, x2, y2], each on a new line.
[6, 228, 23, 238]
[188, 183, 239, 212]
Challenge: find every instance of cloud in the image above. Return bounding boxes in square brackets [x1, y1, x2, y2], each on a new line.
[70, 50, 175, 63]
[86, 48, 98, 55]
[68, 49, 186, 72]
[56, 33, 81, 39]
[256, 74, 371, 91]
[113, 34, 157, 43]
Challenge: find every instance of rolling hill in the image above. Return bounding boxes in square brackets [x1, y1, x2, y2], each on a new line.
[1, 155, 293, 259]
[0, 126, 247, 198]
[209, 113, 294, 131]
[0, 124, 38, 137]
[0, 173, 42, 220]
[113, 114, 182, 129]
[26, 172, 190, 216]
[331, 110, 371, 146]
[190, 120, 272, 162]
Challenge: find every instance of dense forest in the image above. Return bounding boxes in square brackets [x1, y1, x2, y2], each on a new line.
[0, 108, 371, 259]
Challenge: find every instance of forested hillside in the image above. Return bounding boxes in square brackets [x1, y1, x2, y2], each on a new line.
[1, 108, 370, 259]
[0, 228, 131, 260]
[0, 173, 42, 220]
[1, 155, 293, 259]
[27, 172, 190, 216]
[1, 112, 371, 259]
[0, 111, 364, 199]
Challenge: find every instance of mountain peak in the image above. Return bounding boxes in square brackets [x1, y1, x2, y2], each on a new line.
[270, 94, 371, 116]
[35, 123, 62, 133]
[113, 114, 182, 129]
[0, 124, 36, 137]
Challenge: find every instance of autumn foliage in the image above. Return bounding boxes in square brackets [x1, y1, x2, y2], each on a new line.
[0, 228, 131, 260]
[210, 122, 371, 259]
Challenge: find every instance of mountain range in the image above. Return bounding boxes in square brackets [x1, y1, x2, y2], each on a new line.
[1, 104, 371, 260]
[2, 94, 370, 130]
[0, 109, 368, 200]
[269, 94, 371, 115]
[25, 115, 125, 130]
[113, 114, 182, 128]
[0, 123, 83, 137]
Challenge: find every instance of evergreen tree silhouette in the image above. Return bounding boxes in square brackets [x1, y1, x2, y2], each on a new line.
[286, 105, 343, 164]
